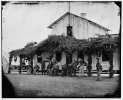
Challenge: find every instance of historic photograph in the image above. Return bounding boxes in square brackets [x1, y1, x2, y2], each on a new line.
[2, 1, 121, 98]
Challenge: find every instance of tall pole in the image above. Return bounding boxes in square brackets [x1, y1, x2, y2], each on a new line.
[68, 2, 70, 26]
[69, 2, 70, 13]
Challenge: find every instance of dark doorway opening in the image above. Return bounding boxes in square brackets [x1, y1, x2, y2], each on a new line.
[66, 53, 72, 67]
[102, 49, 109, 61]
[77, 51, 84, 60]
[56, 52, 62, 62]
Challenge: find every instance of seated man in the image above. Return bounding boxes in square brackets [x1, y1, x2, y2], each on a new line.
[27, 65, 32, 75]
[61, 63, 67, 77]
[53, 63, 59, 76]
[33, 63, 40, 75]
[78, 58, 87, 77]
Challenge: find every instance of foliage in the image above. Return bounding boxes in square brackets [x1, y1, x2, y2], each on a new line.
[9, 45, 37, 58]
[9, 34, 119, 69]
[10, 34, 119, 57]
[47, 53, 53, 61]
[25, 41, 37, 48]
[37, 35, 88, 54]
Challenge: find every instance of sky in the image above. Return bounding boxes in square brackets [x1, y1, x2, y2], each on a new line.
[2, 1, 120, 55]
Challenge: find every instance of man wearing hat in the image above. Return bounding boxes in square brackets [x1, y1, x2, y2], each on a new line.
[78, 58, 87, 77]
[41, 58, 45, 75]
[96, 57, 102, 81]
[69, 58, 77, 77]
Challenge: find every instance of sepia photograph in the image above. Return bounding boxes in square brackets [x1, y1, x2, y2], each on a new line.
[2, 1, 121, 98]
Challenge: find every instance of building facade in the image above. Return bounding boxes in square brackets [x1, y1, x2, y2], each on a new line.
[32, 12, 120, 73]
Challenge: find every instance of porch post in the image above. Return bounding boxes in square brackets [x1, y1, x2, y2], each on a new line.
[108, 51, 114, 78]
[19, 56, 22, 74]
[8, 55, 12, 74]
[87, 53, 92, 77]
[30, 55, 33, 74]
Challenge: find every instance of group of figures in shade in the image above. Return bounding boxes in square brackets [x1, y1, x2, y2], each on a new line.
[21, 56, 102, 81]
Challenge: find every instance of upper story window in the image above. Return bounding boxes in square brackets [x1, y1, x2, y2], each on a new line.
[67, 26, 73, 37]
[102, 49, 109, 61]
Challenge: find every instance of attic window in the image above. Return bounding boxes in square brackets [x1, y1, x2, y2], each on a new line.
[67, 26, 73, 37]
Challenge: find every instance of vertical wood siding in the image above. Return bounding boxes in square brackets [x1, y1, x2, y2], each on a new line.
[52, 14, 108, 39]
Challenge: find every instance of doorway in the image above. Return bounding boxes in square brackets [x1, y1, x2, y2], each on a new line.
[77, 51, 84, 60]
[66, 53, 72, 67]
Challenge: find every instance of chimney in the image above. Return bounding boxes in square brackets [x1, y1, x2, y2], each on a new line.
[80, 13, 86, 18]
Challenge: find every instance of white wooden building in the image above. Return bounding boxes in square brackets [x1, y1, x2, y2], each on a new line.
[10, 12, 119, 73]
[31, 12, 120, 73]
[48, 12, 110, 39]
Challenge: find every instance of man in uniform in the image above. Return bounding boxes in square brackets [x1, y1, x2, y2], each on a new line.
[78, 58, 87, 77]
[96, 58, 102, 81]
[41, 58, 45, 75]
[69, 58, 77, 77]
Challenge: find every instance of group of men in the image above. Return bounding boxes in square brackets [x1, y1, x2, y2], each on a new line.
[33, 56, 103, 81]
[67, 58, 87, 77]
[69, 57, 102, 81]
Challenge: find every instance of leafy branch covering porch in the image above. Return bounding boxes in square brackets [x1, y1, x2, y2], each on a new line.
[9, 34, 120, 77]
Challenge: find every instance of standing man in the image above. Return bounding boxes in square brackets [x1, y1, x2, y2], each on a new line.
[72, 58, 77, 77]
[52, 56, 57, 66]
[69, 58, 77, 77]
[96, 58, 102, 81]
[78, 58, 87, 77]
[41, 58, 45, 75]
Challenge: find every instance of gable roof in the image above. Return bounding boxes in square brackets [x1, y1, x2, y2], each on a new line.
[47, 12, 110, 31]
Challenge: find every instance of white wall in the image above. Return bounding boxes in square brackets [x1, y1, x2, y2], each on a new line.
[57, 52, 66, 70]
[33, 49, 120, 71]
[33, 54, 38, 68]
[113, 49, 120, 70]
[52, 15, 68, 36]
[11, 56, 20, 65]
[72, 50, 120, 71]
[52, 14, 108, 39]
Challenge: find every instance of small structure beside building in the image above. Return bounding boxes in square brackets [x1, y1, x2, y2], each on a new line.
[2, 55, 9, 73]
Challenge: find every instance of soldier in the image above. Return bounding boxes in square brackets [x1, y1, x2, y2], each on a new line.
[53, 63, 59, 76]
[27, 65, 31, 75]
[52, 56, 57, 66]
[96, 58, 102, 81]
[47, 61, 52, 75]
[72, 58, 77, 77]
[41, 58, 45, 75]
[78, 58, 87, 77]
[33, 63, 39, 75]
[69, 58, 77, 77]
[61, 63, 67, 77]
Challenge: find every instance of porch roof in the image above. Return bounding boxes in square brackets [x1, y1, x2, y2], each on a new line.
[9, 34, 119, 58]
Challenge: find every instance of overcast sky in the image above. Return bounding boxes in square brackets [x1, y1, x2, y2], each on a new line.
[2, 1, 120, 54]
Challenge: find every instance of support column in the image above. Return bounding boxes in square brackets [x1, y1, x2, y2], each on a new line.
[87, 53, 92, 77]
[109, 51, 114, 78]
[30, 55, 33, 74]
[8, 55, 12, 74]
[19, 56, 22, 74]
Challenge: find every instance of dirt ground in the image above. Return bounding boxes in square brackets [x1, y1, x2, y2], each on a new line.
[4, 74, 120, 98]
